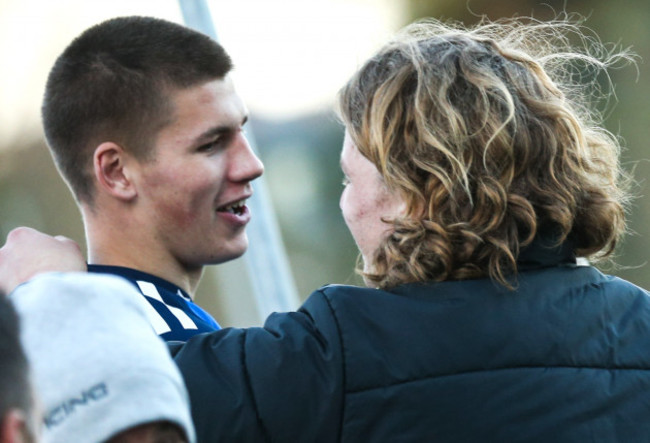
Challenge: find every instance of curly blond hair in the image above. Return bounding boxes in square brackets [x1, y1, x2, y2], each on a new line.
[337, 15, 634, 289]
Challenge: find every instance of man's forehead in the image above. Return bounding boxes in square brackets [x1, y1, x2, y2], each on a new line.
[161, 78, 247, 134]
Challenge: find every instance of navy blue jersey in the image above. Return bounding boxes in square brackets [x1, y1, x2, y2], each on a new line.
[88, 265, 220, 341]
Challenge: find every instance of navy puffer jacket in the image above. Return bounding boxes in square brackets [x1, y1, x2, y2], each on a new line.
[172, 241, 650, 442]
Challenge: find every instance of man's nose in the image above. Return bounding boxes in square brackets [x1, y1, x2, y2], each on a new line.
[228, 132, 264, 182]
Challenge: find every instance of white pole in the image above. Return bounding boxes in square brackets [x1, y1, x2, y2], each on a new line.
[178, 0, 300, 316]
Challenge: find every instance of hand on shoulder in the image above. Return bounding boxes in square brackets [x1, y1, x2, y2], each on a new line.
[0, 227, 86, 294]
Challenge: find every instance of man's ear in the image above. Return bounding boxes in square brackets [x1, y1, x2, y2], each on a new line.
[0, 409, 31, 443]
[93, 142, 138, 201]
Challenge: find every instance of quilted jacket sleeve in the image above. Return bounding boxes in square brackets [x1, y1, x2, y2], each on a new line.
[171, 289, 344, 442]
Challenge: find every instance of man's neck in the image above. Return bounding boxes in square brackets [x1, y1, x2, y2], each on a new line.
[88, 248, 203, 297]
[82, 213, 202, 297]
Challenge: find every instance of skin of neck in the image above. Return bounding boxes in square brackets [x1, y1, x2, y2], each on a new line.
[80, 201, 203, 297]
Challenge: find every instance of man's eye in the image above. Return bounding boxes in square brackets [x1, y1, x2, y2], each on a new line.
[197, 139, 221, 152]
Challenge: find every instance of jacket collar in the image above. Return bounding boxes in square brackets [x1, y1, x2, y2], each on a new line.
[387, 224, 579, 296]
[517, 225, 577, 271]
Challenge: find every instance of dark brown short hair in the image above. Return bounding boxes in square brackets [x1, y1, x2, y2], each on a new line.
[42, 16, 233, 204]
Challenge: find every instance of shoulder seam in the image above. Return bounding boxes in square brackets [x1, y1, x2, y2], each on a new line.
[241, 329, 272, 442]
[318, 289, 347, 442]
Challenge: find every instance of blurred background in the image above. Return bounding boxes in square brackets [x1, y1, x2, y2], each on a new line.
[1, 0, 648, 326]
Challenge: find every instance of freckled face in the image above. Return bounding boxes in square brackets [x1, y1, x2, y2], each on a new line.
[339, 131, 404, 273]
[133, 76, 264, 271]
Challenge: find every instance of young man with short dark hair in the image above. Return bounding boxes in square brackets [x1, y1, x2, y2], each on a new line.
[42, 16, 264, 340]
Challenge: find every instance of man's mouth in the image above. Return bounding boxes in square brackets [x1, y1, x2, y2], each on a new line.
[217, 199, 247, 216]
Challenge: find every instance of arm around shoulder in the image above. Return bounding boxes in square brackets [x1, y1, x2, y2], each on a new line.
[172, 289, 345, 442]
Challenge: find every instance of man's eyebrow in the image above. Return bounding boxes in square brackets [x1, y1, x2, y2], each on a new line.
[193, 115, 249, 144]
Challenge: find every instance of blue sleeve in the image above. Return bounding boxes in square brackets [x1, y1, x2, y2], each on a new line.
[171, 290, 344, 442]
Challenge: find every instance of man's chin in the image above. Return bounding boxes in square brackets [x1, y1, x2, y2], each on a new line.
[207, 243, 249, 265]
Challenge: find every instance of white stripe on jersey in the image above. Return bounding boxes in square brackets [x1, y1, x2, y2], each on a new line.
[137, 281, 164, 301]
[136, 281, 198, 330]
[137, 295, 172, 335]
